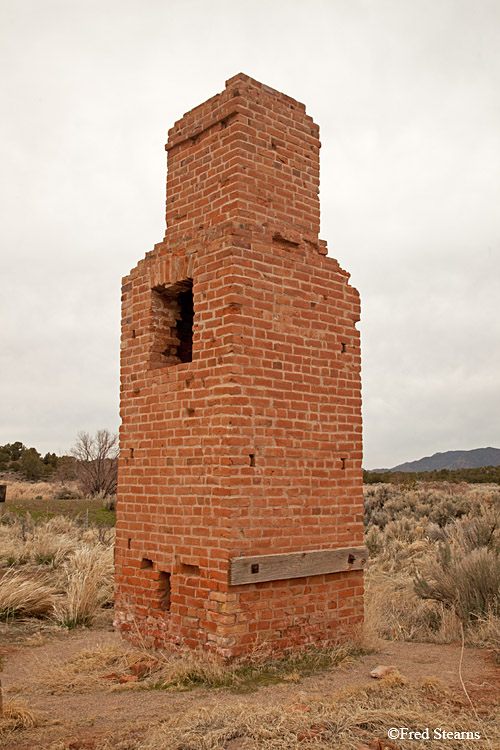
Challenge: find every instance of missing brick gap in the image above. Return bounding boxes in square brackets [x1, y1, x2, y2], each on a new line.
[180, 563, 200, 575]
[127, 538, 131, 549]
[341, 343, 347, 353]
[186, 407, 195, 417]
[341, 457, 346, 470]
[272, 232, 299, 248]
[132, 329, 136, 338]
[158, 571, 171, 611]
[141, 557, 153, 569]
[249, 453, 255, 467]
[130, 448, 134, 458]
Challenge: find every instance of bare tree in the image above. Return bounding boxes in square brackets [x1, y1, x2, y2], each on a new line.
[71, 429, 119, 497]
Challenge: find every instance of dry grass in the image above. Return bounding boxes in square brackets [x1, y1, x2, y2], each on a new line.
[133, 675, 500, 750]
[53, 545, 114, 628]
[416, 546, 500, 621]
[43, 642, 134, 693]
[41, 639, 360, 694]
[2, 479, 74, 502]
[468, 611, 500, 659]
[23, 528, 78, 567]
[365, 568, 463, 642]
[0, 513, 114, 631]
[0, 514, 115, 567]
[0, 698, 45, 733]
[147, 642, 358, 692]
[0, 524, 23, 567]
[0, 569, 57, 620]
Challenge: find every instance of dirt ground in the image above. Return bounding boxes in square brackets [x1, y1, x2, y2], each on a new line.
[1, 616, 499, 750]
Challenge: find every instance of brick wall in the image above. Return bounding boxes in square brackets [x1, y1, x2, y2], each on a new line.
[114, 74, 364, 657]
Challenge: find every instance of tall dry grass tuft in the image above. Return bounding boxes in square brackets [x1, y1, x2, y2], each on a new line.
[44, 515, 82, 535]
[0, 698, 45, 733]
[53, 545, 114, 628]
[0, 513, 114, 626]
[0, 569, 57, 620]
[23, 529, 77, 567]
[469, 611, 500, 659]
[0, 524, 23, 567]
[0, 700, 45, 737]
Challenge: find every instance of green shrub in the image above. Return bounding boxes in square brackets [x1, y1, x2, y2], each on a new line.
[415, 545, 500, 622]
[414, 504, 500, 622]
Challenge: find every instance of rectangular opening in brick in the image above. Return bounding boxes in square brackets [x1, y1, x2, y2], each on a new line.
[151, 279, 193, 368]
[141, 557, 153, 569]
[179, 563, 200, 575]
[158, 571, 171, 611]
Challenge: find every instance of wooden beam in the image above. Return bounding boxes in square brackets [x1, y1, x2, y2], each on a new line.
[229, 546, 368, 585]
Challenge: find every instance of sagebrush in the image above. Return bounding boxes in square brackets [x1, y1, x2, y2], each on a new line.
[364, 483, 500, 644]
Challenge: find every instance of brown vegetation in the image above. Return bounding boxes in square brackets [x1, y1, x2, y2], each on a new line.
[0, 698, 45, 734]
[1, 481, 499, 749]
[0, 512, 114, 627]
[134, 675, 499, 750]
[364, 483, 500, 652]
[2, 479, 115, 524]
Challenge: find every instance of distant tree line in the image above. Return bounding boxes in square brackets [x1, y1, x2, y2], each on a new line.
[0, 441, 76, 481]
[363, 464, 500, 485]
[0, 429, 118, 497]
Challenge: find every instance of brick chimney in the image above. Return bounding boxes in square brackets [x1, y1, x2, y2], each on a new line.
[114, 74, 365, 657]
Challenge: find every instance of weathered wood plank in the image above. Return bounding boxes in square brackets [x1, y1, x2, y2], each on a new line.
[229, 546, 368, 585]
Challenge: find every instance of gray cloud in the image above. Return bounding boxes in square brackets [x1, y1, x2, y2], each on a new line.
[1, 0, 499, 467]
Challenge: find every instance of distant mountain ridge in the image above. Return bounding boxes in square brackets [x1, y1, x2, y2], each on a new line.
[371, 447, 500, 473]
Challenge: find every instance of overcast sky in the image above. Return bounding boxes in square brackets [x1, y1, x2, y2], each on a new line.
[1, 0, 499, 468]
